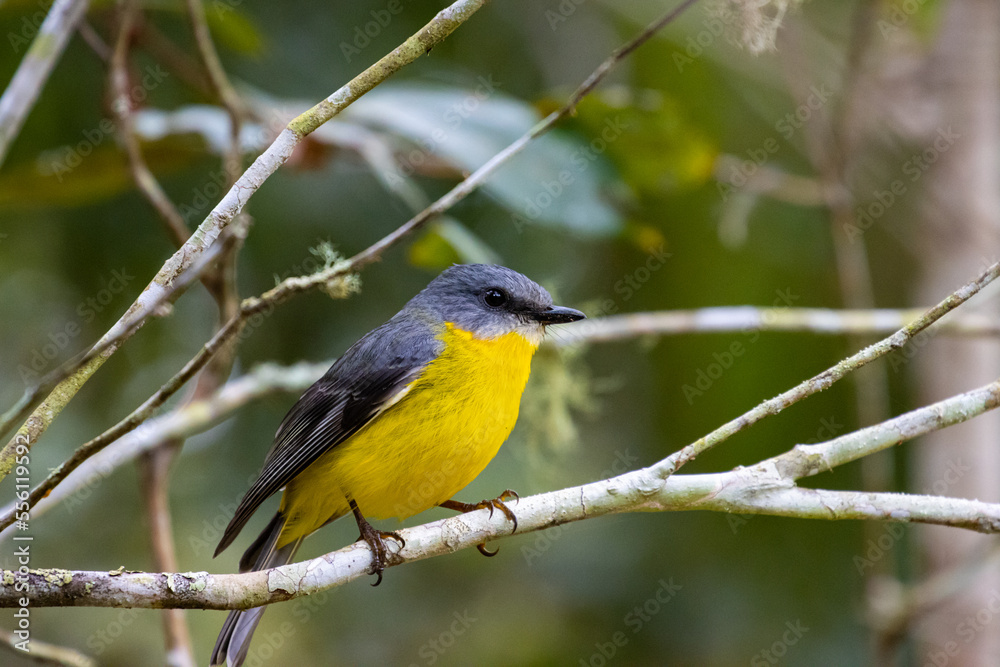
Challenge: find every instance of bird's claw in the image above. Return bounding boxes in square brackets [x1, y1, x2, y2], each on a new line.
[439, 489, 520, 558]
[357, 522, 404, 587]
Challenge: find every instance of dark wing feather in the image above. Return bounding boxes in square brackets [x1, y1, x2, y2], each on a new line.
[215, 314, 442, 556]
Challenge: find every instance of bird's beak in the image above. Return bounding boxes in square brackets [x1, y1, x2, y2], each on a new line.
[532, 305, 586, 325]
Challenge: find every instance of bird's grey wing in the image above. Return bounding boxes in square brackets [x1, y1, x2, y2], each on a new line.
[215, 315, 442, 556]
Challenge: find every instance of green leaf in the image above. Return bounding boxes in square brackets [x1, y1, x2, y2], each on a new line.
[343, 83, 625, 237]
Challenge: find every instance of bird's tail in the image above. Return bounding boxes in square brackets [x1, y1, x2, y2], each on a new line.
[210, 512, 302, 667]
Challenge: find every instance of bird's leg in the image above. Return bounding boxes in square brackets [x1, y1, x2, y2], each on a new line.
[349, 498, 404, 586]
[439, 489, 519, 557]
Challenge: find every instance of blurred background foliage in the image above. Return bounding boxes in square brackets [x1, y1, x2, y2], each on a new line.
[0, 0, 966, 665]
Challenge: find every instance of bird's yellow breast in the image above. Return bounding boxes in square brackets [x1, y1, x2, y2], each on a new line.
[279, 323, 538, 544]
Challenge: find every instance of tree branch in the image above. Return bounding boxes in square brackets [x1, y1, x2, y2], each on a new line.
[0, 361, 328, 540]
[0, 0, 701, 475]
[138, 444, 194, 667]
[0, 0, 90, 168]
[110, 0, 190, 246]
[0, 223, 242, 475]
[5, 296, 999, 538]
[0, 0, 701, 504]
[652, 259, 1000, 478]
[555, 307, 1000, 346]
[0, 628, 95, 667]
[8, 371, 1000, 609]
[6, 474, 1000, 610]
[765, 380, 1000, 480]
[0, 0, 494, 472]
[184, 0, 247, 186]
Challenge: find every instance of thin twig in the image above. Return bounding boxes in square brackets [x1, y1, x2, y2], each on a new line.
[9, 292, 1000, 535]
[0, 361, 329, 539]
[0, 223, 243, 475]
[109, 5, 198, 664]
[0, 0, 494, 474]
[762, 380, 1000, 479]
[110, 0, 189, 246]
[139, 443, 194, 667]
[347, 0, 701, 271]
[0, 287, 280, 535]
[0, 0, 701, 491]
[554, 307, 1000, 345]
[77, 20, 111, 62]
[0, 628, 95, 667]
[184, 0, 247, 185]
[651, 260, 1000, 478]
[0, 0, 91, 168]
[6, 345, 1000, 608]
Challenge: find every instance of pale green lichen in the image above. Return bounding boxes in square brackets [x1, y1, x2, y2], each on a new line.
[130, 573, 157, 587]
[39, 568, 73, 586]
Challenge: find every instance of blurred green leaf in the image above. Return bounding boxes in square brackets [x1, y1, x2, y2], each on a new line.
[205, 6, 265, 55]
[342, 83, 626, 237]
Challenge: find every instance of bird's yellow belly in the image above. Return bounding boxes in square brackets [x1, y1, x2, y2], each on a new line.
[278, 324, 537, 544]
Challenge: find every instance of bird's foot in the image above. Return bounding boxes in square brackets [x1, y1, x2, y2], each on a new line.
[350, 499, 404, 586]
[439, 489, 519, 557]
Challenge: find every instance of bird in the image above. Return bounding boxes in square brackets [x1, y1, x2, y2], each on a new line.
[210, 263, 585, 666]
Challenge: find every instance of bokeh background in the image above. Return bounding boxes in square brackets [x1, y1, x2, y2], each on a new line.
[3, 0, 998, 665]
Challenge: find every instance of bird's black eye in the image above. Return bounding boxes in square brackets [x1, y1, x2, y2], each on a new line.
[483, 288, 508, 308]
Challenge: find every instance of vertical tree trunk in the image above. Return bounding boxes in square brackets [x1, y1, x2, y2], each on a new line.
[915, 0, 1000, 663]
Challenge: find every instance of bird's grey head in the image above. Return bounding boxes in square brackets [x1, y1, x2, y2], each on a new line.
[405, 264, 585, 344]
